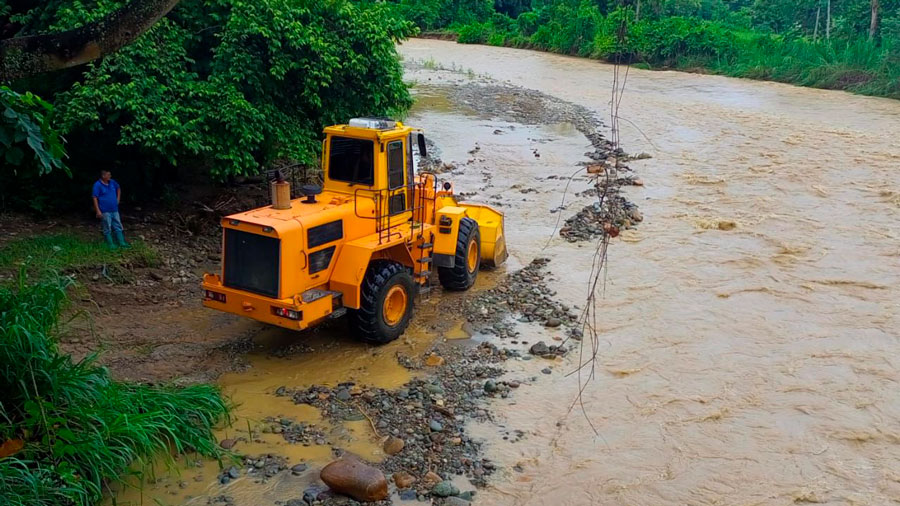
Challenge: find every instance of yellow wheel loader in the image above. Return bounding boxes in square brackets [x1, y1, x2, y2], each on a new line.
[201, 118, 508, 344]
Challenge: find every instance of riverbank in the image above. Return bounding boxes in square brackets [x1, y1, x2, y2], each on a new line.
[416, 28, 900, 101]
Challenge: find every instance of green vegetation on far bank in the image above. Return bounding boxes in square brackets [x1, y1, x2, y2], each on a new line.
[387, 0, 900, 99]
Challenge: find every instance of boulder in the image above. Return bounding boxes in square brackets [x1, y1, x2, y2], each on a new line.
[320, 458, 388, 502]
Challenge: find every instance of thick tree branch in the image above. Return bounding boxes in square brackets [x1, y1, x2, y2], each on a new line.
[0, 0, 181, 82]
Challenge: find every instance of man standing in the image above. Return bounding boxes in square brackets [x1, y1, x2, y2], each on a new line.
[92, 170, 130, 250]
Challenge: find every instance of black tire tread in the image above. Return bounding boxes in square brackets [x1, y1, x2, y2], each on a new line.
[438, 217, 480, 291]
[350, 260, 414, 344]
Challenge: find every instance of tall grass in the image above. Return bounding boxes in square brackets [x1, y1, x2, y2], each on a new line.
[0, 274, 231, 505]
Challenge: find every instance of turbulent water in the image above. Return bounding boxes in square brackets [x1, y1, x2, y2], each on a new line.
[400, 40, 900, 505]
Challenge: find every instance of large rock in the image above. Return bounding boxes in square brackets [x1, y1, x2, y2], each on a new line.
[320, 458, 388, 502]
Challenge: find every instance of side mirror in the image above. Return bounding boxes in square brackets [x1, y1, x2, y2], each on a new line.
[417, 133, 427, 158]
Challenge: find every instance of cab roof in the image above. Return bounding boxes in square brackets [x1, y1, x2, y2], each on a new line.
[324, 120, 414, 141]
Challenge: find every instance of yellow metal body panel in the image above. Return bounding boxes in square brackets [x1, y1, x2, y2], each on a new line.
[202, 120, 506, 331]
[433, 206, 466, 256]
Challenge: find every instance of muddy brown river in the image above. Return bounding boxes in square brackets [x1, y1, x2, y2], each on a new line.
[400, 39, 900, 505]
[111, 40, 900, 505]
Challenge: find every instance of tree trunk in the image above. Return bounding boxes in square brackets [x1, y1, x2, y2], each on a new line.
[826, 0, 831, 40]
[635, 0, 641, 21]
[814, 4, 821, 41]
[0, 0, 181, 82]
[869, 0, 879, 40]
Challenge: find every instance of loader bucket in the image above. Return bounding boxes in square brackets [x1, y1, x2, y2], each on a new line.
[463, 203, 508, 268]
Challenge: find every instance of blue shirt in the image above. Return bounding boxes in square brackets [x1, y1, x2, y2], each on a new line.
[92, 179, 120, 213]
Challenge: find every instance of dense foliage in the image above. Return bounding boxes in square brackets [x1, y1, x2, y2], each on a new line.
[391, 0, 900, 98]
[0, 0, 416, 211]
[0, 274, 230, 505]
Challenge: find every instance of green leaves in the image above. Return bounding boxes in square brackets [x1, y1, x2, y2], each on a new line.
[0, 87, 67, 177]
[52, 0, 415, 180]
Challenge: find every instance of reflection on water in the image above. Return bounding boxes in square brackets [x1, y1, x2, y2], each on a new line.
[401, 39, 900, 505]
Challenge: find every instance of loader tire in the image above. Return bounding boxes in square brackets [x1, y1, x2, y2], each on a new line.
[438, 217, 480, 291]
[351, 260, 415, 344]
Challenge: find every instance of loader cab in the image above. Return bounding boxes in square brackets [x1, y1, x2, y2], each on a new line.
[323, 118, 422, 226]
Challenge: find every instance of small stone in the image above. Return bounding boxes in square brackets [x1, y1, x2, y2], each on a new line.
[445, 497, 471, 506]
[383, 436, 405, 455]
[399, 489, 417, 501]
[544, 318, 562, 328]
[335, 389, 352, 401]
[424, 383, 444, 395]
[429, 420, 443, 432]
[219, 438, 237, 450]
[483, 380, 498, 393]
[529, 341, 551, 356]
[392, 471, 416, 489]
[227, 467, 240, 479]
[425, 353, 444, 367]
[422, 471, 442, 488]
[432, 480, 460, 497]
[541, 367, 552, 375]
[302, 486, 320, 504]
[275, 386, 287, 396]
[291, 463, 308, 475]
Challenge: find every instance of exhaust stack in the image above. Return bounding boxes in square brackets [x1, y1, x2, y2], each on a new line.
[271, 181, 291, 209]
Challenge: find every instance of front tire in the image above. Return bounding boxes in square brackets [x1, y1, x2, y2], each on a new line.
[438, 217, 480, 291]
[351, 260, 415, 344]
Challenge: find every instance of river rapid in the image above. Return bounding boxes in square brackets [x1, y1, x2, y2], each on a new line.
[400, 39, 900, 505]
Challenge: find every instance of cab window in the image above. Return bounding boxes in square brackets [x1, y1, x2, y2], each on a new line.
[387, 141, 404, 189]
[329, 137, 374, 185]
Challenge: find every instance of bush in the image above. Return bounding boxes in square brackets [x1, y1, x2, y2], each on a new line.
[456, 22, 494, 43]
[0, 276, 231, 505]
[55, 0, 415, 181]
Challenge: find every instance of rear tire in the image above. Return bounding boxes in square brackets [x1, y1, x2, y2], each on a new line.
[350, 260, 415, 344]
[438, 217, 480, 291]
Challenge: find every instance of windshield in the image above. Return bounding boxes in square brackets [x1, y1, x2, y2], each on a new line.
[329, 136, 374, 185]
